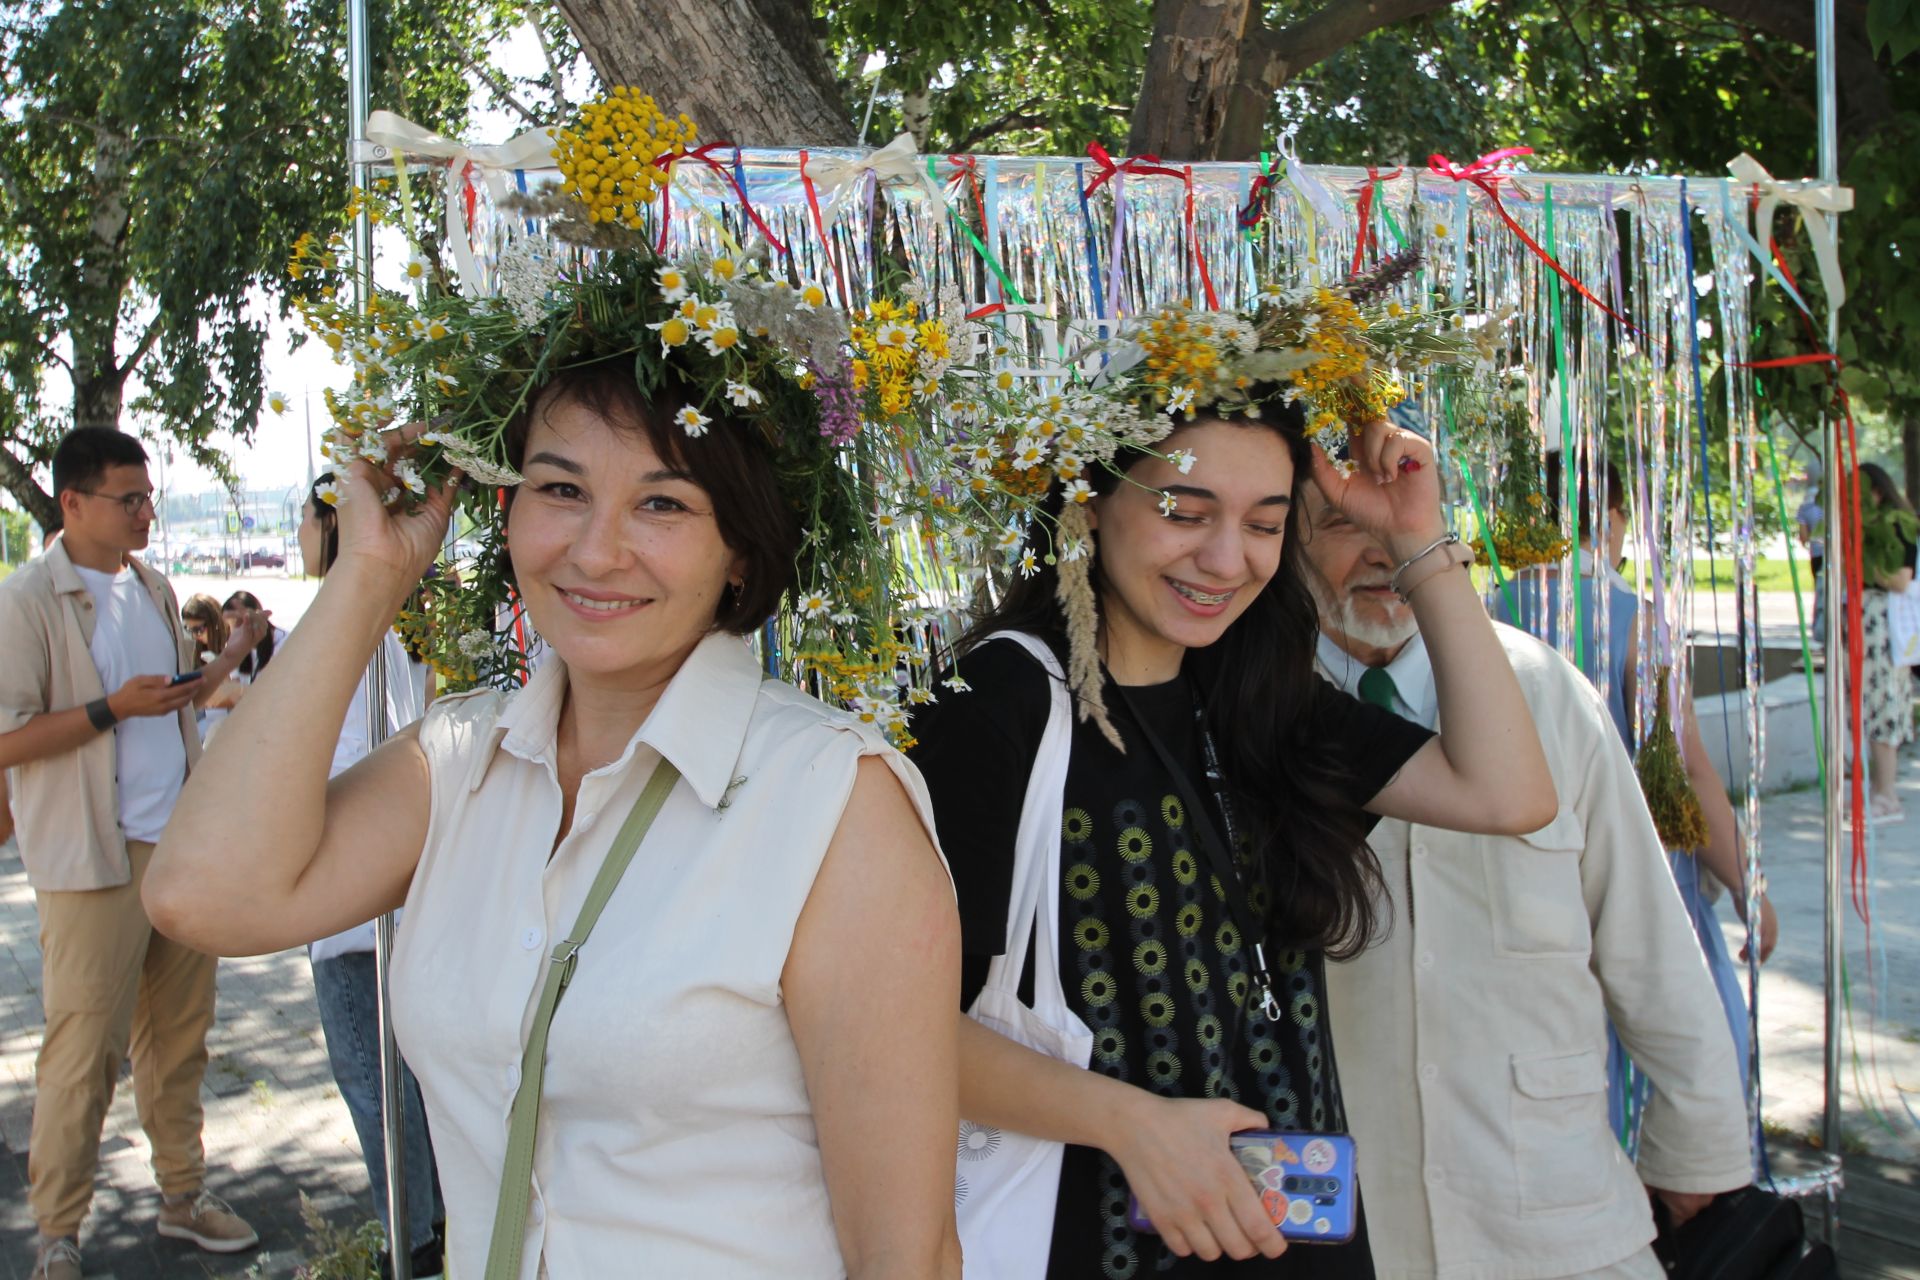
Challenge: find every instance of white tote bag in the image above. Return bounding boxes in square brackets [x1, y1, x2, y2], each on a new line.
[1888, 580, 1920, 667]
[955, 632, 1095, 1279]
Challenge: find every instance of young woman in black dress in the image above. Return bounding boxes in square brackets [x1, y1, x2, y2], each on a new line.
[910, 408, 1556, 1278]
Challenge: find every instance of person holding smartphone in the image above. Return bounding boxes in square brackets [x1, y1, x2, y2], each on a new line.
[0, 428, 268, 1280]
[909, 409, 1556, 1277]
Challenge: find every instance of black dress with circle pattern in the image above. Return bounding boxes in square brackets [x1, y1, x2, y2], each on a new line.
[910, 636, 1432, 1279]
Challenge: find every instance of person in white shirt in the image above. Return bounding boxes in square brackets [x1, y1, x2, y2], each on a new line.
[296, 475, 445, 1278]
[144, 362, 963, 1278]
[0, 429, 266, 1280]
[1295, 476, 1752, 1280]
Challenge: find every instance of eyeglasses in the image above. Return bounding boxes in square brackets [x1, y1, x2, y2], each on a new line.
[77, 489, 156, 517]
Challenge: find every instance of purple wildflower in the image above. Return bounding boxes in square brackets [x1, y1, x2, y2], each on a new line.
[814, 357, 861, 444]
[1345, 248, 1425, 304]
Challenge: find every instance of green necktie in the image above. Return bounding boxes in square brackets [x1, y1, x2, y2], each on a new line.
[1358, 665, 1399, 711]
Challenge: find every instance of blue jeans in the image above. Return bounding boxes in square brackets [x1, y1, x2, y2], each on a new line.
[310, 950, 442, 1252]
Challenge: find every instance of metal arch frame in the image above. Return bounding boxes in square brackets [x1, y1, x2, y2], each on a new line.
[345, 2, 411, 1276]
[339, 0, 1849, 1264]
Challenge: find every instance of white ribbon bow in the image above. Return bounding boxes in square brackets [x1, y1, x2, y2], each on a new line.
[362, 110, 558, 296]
[1725, 152, 1853, 316]
[803, 132, 949, 220]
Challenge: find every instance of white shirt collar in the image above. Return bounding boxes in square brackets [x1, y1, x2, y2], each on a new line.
[472, 629, 765, 809]
[1313, 630, 1438, 730]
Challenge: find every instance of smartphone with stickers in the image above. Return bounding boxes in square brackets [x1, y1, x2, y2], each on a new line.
[1126, 1130, 1358, 1245]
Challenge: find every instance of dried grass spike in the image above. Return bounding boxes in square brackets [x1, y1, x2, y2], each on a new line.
[1054, 502, 1124, 752]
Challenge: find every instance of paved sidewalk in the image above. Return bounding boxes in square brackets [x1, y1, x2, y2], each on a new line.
[2, 747, 1916, 1276]
[1, 838, 378, 1279]
[1732, 748, 1920, 1165]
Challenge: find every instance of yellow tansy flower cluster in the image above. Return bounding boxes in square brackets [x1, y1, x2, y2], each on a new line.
[552, 87, 697, 228]
[850, 298, 953, 422]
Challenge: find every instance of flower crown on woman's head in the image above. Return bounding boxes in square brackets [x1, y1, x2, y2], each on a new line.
[283, 88, 1486, 747]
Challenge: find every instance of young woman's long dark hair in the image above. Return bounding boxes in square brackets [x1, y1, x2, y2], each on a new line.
[958, 407, 1385, 959]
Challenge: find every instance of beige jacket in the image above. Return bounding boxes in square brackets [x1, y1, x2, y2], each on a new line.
[0, 539, 200, 890]
[1322, 625, 1750, 1280]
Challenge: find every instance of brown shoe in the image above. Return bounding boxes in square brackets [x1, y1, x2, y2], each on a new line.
[32, 1235, 82, 1280]
[157, 1189, 259, 1253]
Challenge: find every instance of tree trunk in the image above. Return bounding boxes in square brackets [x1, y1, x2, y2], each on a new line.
[0, 448, 60, 535]
[1903, 416, 1919, 510]
[1128, 0, 1257, 160]
[71, 124, 133, 432]
[556, 0, 855, 146]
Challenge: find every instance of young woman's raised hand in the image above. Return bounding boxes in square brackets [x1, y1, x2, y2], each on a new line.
[1306, 419, 1449, 553]
[336, 425, 459, 590]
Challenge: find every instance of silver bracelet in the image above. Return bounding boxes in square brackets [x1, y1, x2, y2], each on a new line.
[1389, 532, 1463, 598]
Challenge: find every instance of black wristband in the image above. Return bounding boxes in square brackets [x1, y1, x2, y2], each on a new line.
[85, 697, 118, 733]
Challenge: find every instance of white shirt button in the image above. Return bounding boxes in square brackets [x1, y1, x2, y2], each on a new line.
[530, 1200, 545, 1225]
[522, 927, 542, 951]
[1417, 951, 1436, 970]
[506, 1064, 520, 1091]
[1424, 1165, 1446, 1185]
[1412, 842, 1429, 859]
[576, 810, 598, 831]
[1420, 1062, 1439, 1083]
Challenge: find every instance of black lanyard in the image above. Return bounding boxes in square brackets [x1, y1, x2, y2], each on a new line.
[1108, 681, 1284, 1026]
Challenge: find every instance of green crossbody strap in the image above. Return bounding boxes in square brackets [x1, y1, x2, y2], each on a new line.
[482, 758, 681, 1280]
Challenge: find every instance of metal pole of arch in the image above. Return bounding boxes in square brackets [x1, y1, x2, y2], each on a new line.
[1815, 0, 1844, 1245]
[345, 1, 412, 1273]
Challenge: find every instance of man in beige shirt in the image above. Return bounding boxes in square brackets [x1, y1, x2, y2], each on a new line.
[0, 429, 264, 1279]
[1297, 478, 1751, 1279]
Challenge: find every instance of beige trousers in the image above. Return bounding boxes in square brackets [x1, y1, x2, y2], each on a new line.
[29, 839, 218, 1236]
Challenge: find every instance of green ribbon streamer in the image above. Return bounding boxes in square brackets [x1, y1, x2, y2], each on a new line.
[927, 156, 1028, 308]
[1758, 409, 1825, 791]
[1543, 183, 1586, 669]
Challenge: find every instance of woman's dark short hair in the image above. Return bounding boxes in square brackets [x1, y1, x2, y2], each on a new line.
[501, 357, 801, 634]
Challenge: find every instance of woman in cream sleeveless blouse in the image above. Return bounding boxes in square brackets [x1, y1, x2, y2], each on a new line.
[145, 359, 963, 1279]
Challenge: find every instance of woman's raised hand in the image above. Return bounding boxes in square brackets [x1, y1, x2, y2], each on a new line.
[1307, 418, 1449, 557]
[335, 425, 459, 591]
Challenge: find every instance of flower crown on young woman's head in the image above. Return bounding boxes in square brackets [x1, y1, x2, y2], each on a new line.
[283, 89, 1486, 747]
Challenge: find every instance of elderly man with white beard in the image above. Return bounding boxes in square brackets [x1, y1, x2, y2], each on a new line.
[1295, 476, 1751, 1280]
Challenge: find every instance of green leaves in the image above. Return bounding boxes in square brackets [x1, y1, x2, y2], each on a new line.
[0, 0, 528, 515]
[1867, 0, 1920, 63]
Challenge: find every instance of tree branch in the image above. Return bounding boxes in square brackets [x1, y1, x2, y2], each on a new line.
[1245, 0, 1458, 90]
[119, 313, 166, 383]
[955, 109, 1052, 152]
[427, 13, 544, 128]
[528, 4, 573, 120]
[1662, 0, 1891, 134]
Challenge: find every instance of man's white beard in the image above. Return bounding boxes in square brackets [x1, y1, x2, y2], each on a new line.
[1305, 570, 1419, 653]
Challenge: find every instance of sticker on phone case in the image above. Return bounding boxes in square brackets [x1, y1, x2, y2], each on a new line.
[1301, 1138, 1337, 1174]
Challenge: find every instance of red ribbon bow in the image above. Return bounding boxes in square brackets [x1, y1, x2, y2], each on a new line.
[1081, 141, 1184, 197]
[653, 142, 790, 257]
[945, 154, 992, 231]
[1239, 171, 1277, 229]
[1425, 146, 1534, 184]
[1427, 145, 1638, 332]
[1350, 165, 1404, 273]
